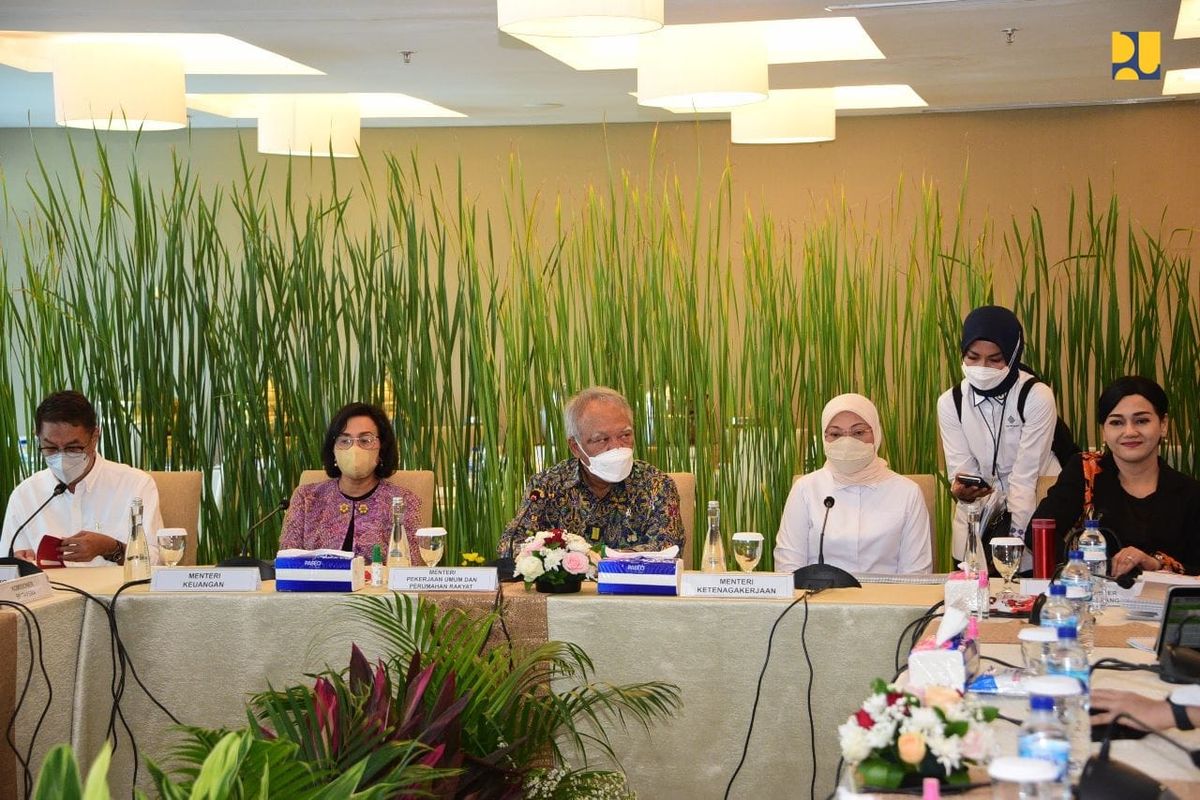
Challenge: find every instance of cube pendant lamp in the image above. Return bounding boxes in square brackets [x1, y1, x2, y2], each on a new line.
[731, 88, 836, 144]
[257, 95, 362, 158]
[52, 40, 186, 130]
[637, 26, 768, 111]
[497, 0, 664, 37]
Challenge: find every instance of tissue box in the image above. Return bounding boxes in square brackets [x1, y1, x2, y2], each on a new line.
[907, 636, 980, 691]
[596, 557, 680, 596]
[944, 574, 978, 612]
[275, 550, 365, 592]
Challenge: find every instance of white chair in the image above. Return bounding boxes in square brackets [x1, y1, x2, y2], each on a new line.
[902, 473, 938, 569]
[148, 471, 203, 566]
[297, 469, 435, 528]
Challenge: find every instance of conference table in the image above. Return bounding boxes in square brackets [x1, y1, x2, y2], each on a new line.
[4, 570, 1198, 799]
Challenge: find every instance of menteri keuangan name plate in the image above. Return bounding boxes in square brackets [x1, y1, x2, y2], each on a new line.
[388, 566, 498, 593]
[150, 567, 262, 592]
[679, 571, 794, 599]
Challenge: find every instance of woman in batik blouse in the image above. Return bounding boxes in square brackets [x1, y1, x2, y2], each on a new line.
[280, 402, 422, 561]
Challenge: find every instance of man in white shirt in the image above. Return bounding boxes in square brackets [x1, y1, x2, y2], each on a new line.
[1, 391, 161, 567]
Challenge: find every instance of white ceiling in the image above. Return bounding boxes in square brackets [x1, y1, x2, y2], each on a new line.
[0, 0, 1196, 129]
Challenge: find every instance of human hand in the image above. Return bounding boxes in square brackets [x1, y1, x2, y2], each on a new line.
[14, 549, 35, 563]
[951, 476, 993, 503]
[1111, 546, 1159, 577]
[59, 530, 121, 562]
[1091, 689, 1172, 730]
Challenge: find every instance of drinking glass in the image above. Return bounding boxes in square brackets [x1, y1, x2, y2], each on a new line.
[156, 528, 187, 567]
[731, 532, 764, 572]
[991, 536, 1025, 601]
[415, 528, 447, 568]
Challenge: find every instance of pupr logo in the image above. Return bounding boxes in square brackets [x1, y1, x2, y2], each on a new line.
[1112, 31, 1161, 80]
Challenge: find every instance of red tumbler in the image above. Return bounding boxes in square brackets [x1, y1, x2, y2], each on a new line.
[1031, 519, 1056, 579]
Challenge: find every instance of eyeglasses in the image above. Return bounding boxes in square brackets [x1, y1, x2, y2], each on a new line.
[39, 444, 90, 457]
[334, 433, 380, 450]
[823, 426, 872, 442]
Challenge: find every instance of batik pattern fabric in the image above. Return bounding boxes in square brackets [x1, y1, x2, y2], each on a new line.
[280, 478, 423, 563]
[498, 459, 684, 557]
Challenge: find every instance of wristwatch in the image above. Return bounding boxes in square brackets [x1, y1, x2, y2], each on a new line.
[104, 542, 126, 565]
[1169, 699, 1195, 731]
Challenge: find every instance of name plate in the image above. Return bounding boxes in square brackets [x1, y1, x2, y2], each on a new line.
[150, 567, 262, 592]
[0, 572, 53, 604]
[388, 566, 498, 593]
[679, 571, 794, 598]
[1020, 578, 1051, 597]
[0, 565, 20, 583]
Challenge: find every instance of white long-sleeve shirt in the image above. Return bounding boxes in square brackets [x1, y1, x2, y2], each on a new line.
[774, 468, 932, 575]
[937, 371, 1061, 559]
[0, 453, 162, 566]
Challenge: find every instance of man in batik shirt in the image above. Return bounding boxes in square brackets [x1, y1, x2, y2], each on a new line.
[498, 386, 684, 557]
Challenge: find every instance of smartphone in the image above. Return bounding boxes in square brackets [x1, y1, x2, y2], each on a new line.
[957, 474, 991, 490]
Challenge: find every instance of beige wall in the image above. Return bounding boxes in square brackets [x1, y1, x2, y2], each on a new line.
[1, 101, 1198, 287]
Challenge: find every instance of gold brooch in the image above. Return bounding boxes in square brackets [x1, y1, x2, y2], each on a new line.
[339, 502, 350, 514]
[358, 503, 369, 515]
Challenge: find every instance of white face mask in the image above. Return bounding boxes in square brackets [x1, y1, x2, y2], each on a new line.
[823, 437, 876, 475]
[962, 363, 1008, 392]
[580, 446, 634, 483]
[334, 446, 377, 480]
[46, 451, 90, 485]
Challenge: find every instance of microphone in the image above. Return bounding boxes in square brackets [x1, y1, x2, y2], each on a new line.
[793, 495, 861, 590]
[490, 489, 542, 582]
[0, 482, 68, 577]
[217, 498, 289, 580]
[1078, 712, 1196, 798]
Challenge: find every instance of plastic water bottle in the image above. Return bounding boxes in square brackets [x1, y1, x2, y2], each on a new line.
[371, 544, 384, 587]
[1077, 519, 1108, 607]
[1018, 694, 1071, 793]
[1047, 625, 1090, 692]
[1039, 584, 1076, 633]
[1065, 586, 1095, 652]
[701, 500, 726, 573]
[1059, 550, 1092, 605]
[1025, 675, 1090, 782]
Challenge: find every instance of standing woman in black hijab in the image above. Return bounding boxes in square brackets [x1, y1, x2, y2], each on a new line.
[937, 306, 1063, 561]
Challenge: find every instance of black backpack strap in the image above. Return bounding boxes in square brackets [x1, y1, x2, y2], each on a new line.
[952, 383, 963, 421]
[1016, 377, 1040, 423]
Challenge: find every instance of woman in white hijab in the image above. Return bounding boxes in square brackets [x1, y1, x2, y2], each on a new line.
[774, 393, 933, 575]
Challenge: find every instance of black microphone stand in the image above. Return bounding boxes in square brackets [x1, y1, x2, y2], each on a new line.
[793, 496, 861, 590]
[0, 482, 68, 577]
[1078, 712, 1196, 798]
[217, 499, 289, 580]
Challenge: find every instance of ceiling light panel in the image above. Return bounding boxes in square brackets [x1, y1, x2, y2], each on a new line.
[0, 31, 322, 75]
[513, 17, 883, 71]
[1163, 68, 1200, 95]
[498, 0, 664, 38]
[1177, 0, 1200, 39]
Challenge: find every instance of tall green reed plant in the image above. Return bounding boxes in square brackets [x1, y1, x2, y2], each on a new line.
[1, 134, 1195, 572]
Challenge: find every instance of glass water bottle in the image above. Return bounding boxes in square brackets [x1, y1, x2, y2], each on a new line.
[387, 496, 411, 567]
[701, 500, 726, 573]
[124, 497, 151, 581]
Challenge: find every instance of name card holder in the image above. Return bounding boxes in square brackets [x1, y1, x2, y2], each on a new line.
[0, 572, 53, 604]
[151, 567, 262, 592]
[388, 566, 498, 593]
[679, 571, 794, 599]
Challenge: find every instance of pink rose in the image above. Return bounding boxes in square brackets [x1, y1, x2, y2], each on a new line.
[561, 550, 590, 575]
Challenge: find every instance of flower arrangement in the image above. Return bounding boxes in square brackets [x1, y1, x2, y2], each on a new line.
[838, 680, 998, 789]
[513, 529, 600, 589]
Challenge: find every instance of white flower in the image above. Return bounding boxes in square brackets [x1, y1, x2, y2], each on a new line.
[838, 720, 873, 764]
[515, 555, 545, 581]
[543, 548, 565, 570]
[862, 693, 889, 719]
[565, 536, 591, 553]
[865, 718, 896, 750]
[906, 707, 942, 735]
[927, 730, 963, 772]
